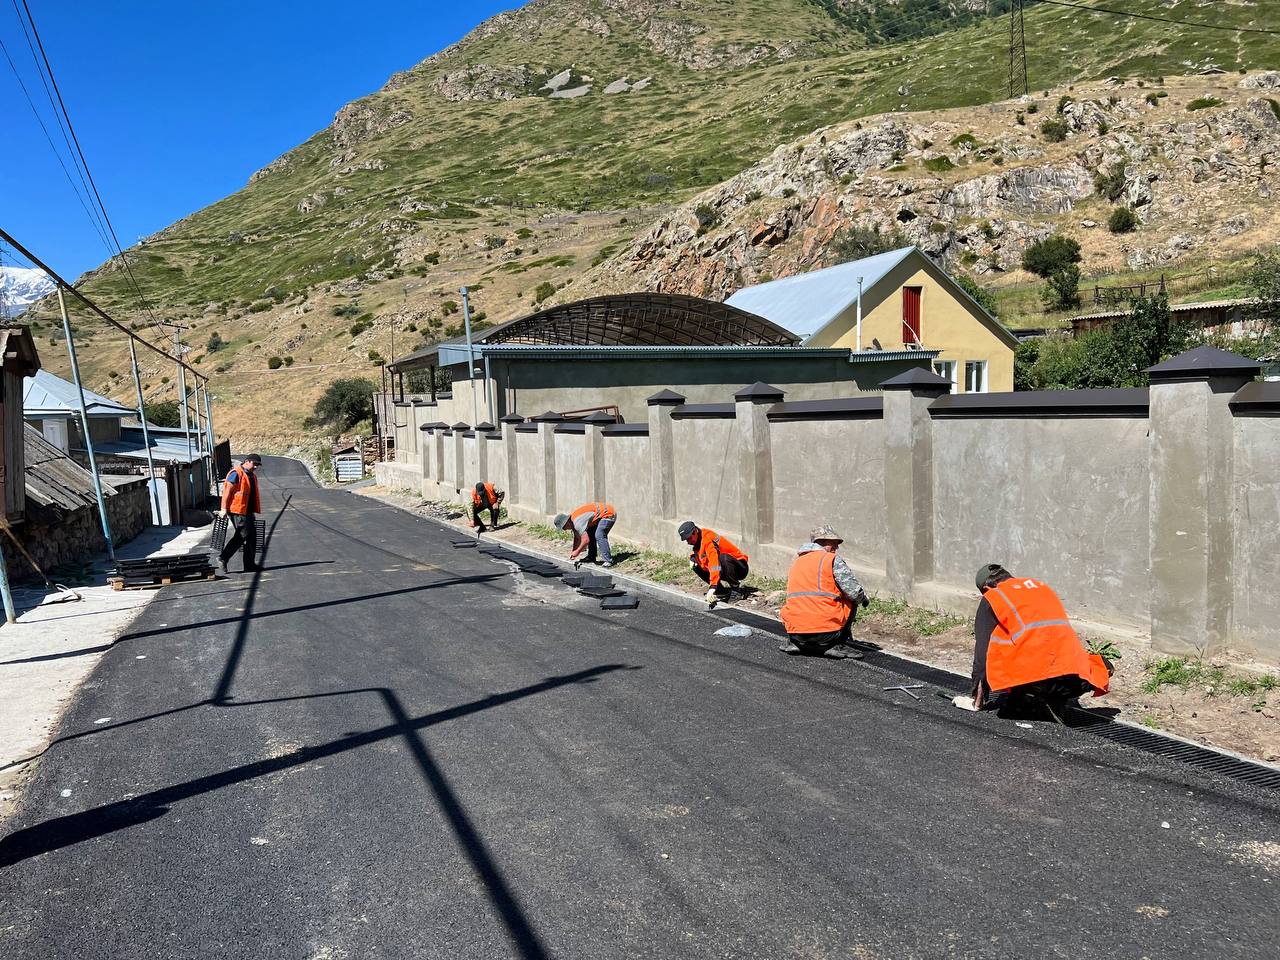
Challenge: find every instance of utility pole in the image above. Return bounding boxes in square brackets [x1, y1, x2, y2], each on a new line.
[57, 287, 115, 561]
[1008, 0, 1028, 98]
[161, 321, 192, 444]
[128, 337, 163, 523]
[461, 286, 479, 427]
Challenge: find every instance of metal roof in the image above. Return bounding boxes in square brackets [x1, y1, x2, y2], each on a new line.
[22, 423, 102, 510]
[23, 369, 133, 419]
[1069, 298, 1256, 324]
[388, 293, 799, 372]
[725, 246, 916, 340]
[438, 344, 853, 364]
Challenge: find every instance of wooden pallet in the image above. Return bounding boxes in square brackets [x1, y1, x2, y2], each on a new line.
[109, 571, 217, 591]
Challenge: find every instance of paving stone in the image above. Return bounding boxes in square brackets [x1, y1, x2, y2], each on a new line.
[600, 595, 639, 610]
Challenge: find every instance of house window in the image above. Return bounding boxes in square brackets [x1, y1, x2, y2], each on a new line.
[965, 360, 988, 393]
[933, 360, 957, 390]
[902, 286, 923, 347]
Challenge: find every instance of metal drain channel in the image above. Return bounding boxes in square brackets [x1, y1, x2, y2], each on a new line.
[712, 605, 1280, 793]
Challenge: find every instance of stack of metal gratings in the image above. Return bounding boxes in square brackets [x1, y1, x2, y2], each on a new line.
[109, 553, 217, 590]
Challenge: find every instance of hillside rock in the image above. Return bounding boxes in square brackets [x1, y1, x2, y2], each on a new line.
[433, 64, 532, 102]
[569, 78, 1280, 301]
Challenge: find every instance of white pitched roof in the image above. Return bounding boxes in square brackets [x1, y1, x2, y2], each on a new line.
[23, 369, 134, 419]
[725, 246, 916, 341]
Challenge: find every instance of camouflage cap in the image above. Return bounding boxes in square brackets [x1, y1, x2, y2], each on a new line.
[553, 512, 570, 529]
[809, 523, 843, 544]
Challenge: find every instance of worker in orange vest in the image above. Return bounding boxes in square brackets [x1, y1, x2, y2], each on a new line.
[957, 563, 1112, 720]
[778, 524, 869, 659]
[470, 481, 505, 532]
[678, 520, 749, 604]
[553, 502, 616, 568]
[217, 453, 262, 574]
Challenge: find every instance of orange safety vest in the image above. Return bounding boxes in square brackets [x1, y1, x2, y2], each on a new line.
[694, 528, 748, 587]
[780, 550, 853, 635]
[984, 578, 1110, 696]
[570, 502, 615, 526]
[473, 482, 498, 509]
[221, 467, 261, 516]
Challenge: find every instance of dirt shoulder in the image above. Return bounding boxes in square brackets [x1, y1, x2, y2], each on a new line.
[356, 485, 1280, 766]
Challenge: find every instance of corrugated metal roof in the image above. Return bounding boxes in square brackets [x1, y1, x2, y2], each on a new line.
[439, 344, 854, 363]
[724, 247, 916, 340]
[1069, 298, 1256, 323]
[23, 369, 133, 419]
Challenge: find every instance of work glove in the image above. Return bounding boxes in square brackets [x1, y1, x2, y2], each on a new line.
[704, 588, 718, 604]
[218, 509, 228, 519]
[860, 592, 871, 609]
[689, 558, 698, 570]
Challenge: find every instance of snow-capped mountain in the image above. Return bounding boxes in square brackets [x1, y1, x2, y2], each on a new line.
[0, 266, 55, 318]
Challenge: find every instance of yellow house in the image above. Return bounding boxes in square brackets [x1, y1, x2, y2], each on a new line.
[725, 246, 1017, 393]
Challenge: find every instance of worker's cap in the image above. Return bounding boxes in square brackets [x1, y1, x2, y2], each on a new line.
[475, 482, 486, 493]
[975, 563, 1008, 591]
[552, 512, 570, 529]
[809, 524, 843, 545]
[677, 521, 698, 540]
[242, 453, 262, 465]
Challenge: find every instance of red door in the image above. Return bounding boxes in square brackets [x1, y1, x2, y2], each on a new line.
[902, 286, 922, 346]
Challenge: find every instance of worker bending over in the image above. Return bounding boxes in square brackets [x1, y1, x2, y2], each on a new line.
[678, 520, 749, 605]
[957, 563, 1111, 720]
[779, 524, 869, 659]
[553, 502, 617, 568]
[218, 453, 262, 574]
[470, 481, 505, 533]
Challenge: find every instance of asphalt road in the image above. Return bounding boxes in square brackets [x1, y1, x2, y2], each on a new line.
[1, 456, 1277, 960]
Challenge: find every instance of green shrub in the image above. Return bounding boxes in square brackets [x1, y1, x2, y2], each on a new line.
[311, 377, 378, 431]
[956, 275, 999, 317]
[1145, 92, 1160, 106]
[1187, 97, 1224, 111]
[143, 400, 181, 427]
[1025, 102, 1038, 114]
[1039, 119, 1068, 143]
[1056, 95, 1075, 114]
[825, 222, 905, 266]
[693, 203, 720, 235]
[267, 356, 283, 369]
[284, 356, 295, 366]
[206, 331, 224, 352]
[1015, 111, 1025, 125]
[949, 133, 979, 149]
[533, 281, 556, 303]
[1094, 162, 1128, 201]
[441, 300, 458, 316]
[248, 300, 272, 313]
[923, 155, 955, 172]
[1268, 98, 1280, 120]
[1022, 235, 1081, 278]
[1108, 206, 1138, 234]
[1041, 265, 1081, 311]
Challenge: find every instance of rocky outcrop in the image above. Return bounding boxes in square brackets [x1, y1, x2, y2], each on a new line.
[568, 79, 1280, 301]
[249, 154, 292, 184]
[433, 64, 532, 102]
[330, 101, 413, 150]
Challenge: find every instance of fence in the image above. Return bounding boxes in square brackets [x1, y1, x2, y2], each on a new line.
[377, 347, 1280, 665]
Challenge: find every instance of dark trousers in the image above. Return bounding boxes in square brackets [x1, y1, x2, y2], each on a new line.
[220, 513, 258, 571]
[694, 555, 749, 593]
[788, 609, 854, 655]
[472, 504, 499, 531]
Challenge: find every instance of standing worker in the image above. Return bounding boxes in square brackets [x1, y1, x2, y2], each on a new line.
[779, 524, 869, 659]
[470, 481, 505, 533]
[218, 453, 262, 574]
[678, 520, 749, 605]
[957, 563, 1111, 719]
[553, 502, 617, 568]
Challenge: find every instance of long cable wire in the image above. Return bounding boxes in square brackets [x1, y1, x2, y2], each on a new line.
[1035, 0, 1280, 36]
[15, 0, 170, 342]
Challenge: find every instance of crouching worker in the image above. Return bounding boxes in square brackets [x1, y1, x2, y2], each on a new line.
[779, 525, 870, 660]
[956, 563, 1111, 720]
[470, 481, 505, 532]
[678, 520, 749, 604]
[553, 502, 616, 568]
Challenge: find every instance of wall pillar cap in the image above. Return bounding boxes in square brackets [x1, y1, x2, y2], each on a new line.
[451, 421, 470, 431]
[646, 389, 686, 406]
[474, 422, 496, 432]
[499, 413, 526, 424]
[880, 367, 952, 396]
[734, 382, 785, 404]
[1146, 345, 1263, 384]
[533, 411, 564, 422]
[583, 411, 617, 425]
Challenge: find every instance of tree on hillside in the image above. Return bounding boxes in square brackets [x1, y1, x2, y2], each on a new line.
[825, 223, 905, 266]
[1245, 249, 1280, 333]
[1024, 235, 1082, 312]
[143, 400, 181, 427]
[955, 275, 999, 317]
[310, 378, 378, 432]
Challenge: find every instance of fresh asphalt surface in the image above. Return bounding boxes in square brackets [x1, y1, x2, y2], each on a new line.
[1, 458, 1277, 960]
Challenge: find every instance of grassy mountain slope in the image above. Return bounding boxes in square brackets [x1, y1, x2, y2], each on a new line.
[28, 0, 1278, 443]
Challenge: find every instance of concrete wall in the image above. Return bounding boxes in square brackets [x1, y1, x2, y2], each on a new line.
[379, 357, 1280, 664]
[812, 256, 1016, 393]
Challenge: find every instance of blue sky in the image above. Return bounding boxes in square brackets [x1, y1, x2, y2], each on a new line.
[1, 1, 513, 281]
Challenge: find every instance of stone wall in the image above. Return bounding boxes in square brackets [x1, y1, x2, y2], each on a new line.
[3, 476, 151, 581]
[377, 349, 1280, 665]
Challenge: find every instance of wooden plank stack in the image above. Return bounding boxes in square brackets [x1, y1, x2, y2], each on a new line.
[109, 552, 217, 591]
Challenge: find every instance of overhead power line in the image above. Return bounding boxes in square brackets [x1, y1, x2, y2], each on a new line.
[14, 0, 170, 341]
[1035, 0, 1280, 36]
[0, 226, 206, 381]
